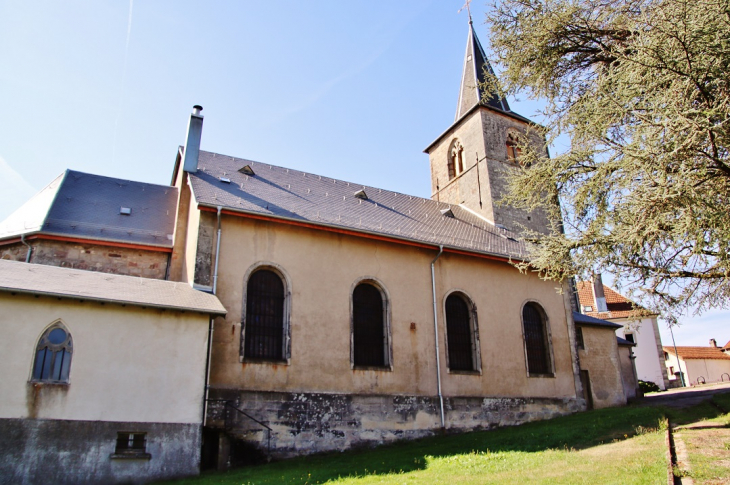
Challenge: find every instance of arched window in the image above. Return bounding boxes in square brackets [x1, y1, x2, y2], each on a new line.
[522, 302, 552, 375]
[32, 324, 73, 383]
[448, 140, 465, 180]
[506, 132, 521, 163]
[445, 292, 480, 372]
[352, 282, 389, 368]
[243, 269, 287, 361]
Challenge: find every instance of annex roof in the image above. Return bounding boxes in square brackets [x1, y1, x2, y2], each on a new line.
[663, 346, 730, 361]
[572, 311, 622, 329]
[576, 281, 647, 320]
[0, 170, 178, 248]
[0, 259, 226, 315]
[616, 336, 636, 346]
[188, 150, 527, 260]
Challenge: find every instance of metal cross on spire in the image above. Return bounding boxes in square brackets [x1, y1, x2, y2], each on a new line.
[458, 0, 473, 24]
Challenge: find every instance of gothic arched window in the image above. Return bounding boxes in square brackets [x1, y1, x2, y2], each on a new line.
[445, 292, 480, 372]
[243, 268, 288, 361]
[522, 302, 552, 375]
[506, 131, 522, 163]
[448, 140, 465, 180]
[352, 281, 390, 368]
[32, 323, 73, 383]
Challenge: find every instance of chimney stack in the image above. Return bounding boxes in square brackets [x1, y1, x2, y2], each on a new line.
[592, 274, 608, 313]
[710, 338, 717, 348]
[182, 105, 204, 173]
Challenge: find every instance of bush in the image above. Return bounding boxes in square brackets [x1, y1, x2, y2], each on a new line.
[639, 380, 661, 393]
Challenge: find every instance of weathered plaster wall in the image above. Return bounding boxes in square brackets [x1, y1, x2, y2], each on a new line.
[0, 240, 169, 279]
[0, 292, 208, 424]
[577, 325, 626, 409]
[0, 419, 200, 485]
[207, 389, 581, 458]
[682, 358, 730, 385]
[617, 317, 668, 389]
[618, 345, 639, 400]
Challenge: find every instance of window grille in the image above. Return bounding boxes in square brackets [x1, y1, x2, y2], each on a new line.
[352, 283, 386, 367]
[32, 325, 73, 383]
[245, 270, 285, 361]
[445, 293, 475, 371]
[523, 303, 550, 375]
[115, 432, 147, 454]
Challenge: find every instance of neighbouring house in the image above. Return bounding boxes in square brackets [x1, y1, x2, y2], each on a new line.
[0, 21, 634, 483]
[572, 312, 639, 408]
[663, 340, 730, 386]
[0, 260, 225, 485]
[577, 277, 669, 390]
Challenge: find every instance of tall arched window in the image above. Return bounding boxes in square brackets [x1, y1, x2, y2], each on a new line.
[445, 292, 480, 372]
[447, 140, 464, 180]
[522, 302, 552, 375]
[352, 282, 389, 368]
[244, 269, 287, 361]
[32, 323, 73, 383]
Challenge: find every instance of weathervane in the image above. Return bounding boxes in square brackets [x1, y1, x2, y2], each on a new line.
[458, 0, 473, 23]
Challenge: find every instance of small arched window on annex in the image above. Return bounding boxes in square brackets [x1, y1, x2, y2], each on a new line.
[505, 130, 523, 165]
[521, 301, 554, 377]
[31, 321, 73, 383]
[444, 290, 481, 373]
[240, 263, 292, 363]
[447, 139, 465, 180]
[351, 278, 392, 370]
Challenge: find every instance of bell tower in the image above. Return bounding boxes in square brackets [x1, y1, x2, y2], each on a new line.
[424, 21, 549, 235]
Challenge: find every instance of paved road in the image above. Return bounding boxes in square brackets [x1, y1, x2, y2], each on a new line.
[638, 381, 730, 408]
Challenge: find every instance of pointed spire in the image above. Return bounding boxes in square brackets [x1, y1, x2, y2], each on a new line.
[455, 22, 510, 121]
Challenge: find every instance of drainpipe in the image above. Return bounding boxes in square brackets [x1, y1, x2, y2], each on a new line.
[202, 316, 215, 427]
[430, 245, 445, 429]
[212, 206, 222, 295]
[21, 235, 32, 263]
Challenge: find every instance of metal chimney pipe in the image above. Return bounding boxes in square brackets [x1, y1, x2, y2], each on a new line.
[182, 105, 204, 173]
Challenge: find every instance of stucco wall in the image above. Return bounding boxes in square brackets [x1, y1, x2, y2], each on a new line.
[681, 358, 730, 385]
[0, 292, 209, 424]
[0, 240, 169, 280]
[577, 325, 626, 409]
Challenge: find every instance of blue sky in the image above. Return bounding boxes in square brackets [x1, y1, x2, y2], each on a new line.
[0, 1, 725, 347]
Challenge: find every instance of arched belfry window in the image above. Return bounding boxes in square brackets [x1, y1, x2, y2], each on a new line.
[522, 302, 552, 375]
[506, 131, 522, 163]
[448, 140, 465, 180]
[32, 323, 73, 383]
[352, 280, 390, 368]
[243, 268, 289, 362]
[445, 292, 480, 372]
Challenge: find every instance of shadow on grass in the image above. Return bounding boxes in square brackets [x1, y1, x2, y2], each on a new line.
[161, 392, 730, 485]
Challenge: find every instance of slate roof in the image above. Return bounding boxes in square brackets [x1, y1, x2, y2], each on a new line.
[0, 170, 178, 248]
[576, 281, 646, 319]
[188, 150, 527, 260]
[0, 259, 226, 315]
[572, 311, 622, 329]
[663, 346, 730, 361]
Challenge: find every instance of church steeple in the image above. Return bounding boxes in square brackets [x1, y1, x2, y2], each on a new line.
[455, 20, 509, 121]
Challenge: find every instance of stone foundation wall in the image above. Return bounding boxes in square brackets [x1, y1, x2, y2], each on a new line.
[0, 418, 201, 485]
[207, 389, 583, 459]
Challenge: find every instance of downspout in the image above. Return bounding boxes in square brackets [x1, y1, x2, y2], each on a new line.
[212, 206, 222, 295]
[203, 206, 222, 426]
[21, 235, 32, 263]
[430, 245, 445, 429]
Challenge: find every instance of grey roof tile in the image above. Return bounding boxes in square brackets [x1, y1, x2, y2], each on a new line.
[573, 311, 623, 329]
[0, 259, 226, 315]
[189, 151, 527, 259]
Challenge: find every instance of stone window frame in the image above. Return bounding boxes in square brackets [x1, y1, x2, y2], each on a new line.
[442, 289, 482, 375]
[30, 319, 73, 384]
[505, 129, 523, 164]
[349, 276, 393, 371]
[239, 261, 293, 365]
[520, 300, 556, 378]
[447, 139, 465, 180]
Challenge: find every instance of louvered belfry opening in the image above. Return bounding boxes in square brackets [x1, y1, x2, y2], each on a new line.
[353, 283, 386, 367]
[445, 293, 475, 371]
[245, 269, 285, 361]
[523, 302, 550, 374]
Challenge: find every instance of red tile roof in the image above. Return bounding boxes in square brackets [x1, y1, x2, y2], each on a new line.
[663, 346, 730, 361]
[723, 340, 730, 350]
[576, 281, 649, 320]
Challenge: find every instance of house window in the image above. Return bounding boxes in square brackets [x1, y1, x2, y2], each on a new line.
[448, 140, 465, 180]
[243, 269, 287, 361]
[506, 132, 522, 163]
[112, 432, 151, 459]
[522, 302, 552, 375]
[32, 324, 73, 383]
[575, 326, 585, 350]
[445, 292, 480, 372]
[352, 282, 389, 368]
[664, 351, 669, 361]
[669, 366, 675, 375]
[624, 333, 635, 344]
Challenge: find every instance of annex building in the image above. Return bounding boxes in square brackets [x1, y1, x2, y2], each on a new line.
[0, 22, 636, 484]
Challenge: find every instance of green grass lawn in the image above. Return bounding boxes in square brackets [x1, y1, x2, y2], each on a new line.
[158, 406, 675, 485]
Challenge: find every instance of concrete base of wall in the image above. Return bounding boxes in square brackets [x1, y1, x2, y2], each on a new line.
[207, 389, 583, 461]
[0, 418, 201, 485]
